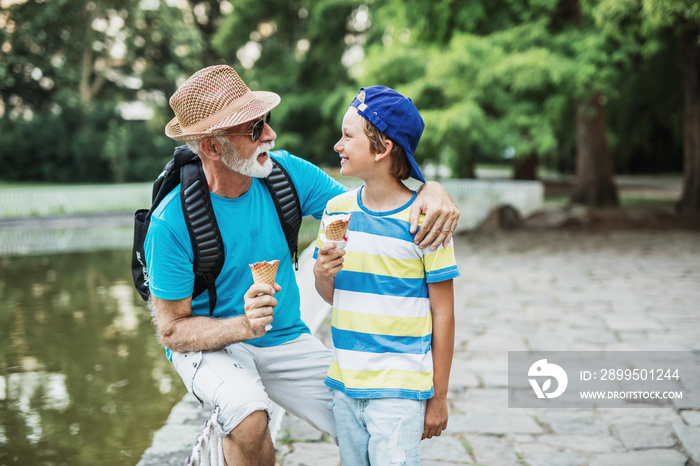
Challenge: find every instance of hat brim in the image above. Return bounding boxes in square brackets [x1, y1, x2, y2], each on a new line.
[405, 150, 426, 183]
[165, 91, 281, 141]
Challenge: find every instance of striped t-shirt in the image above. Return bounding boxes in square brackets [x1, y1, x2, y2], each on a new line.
[313, 187, 460, 400]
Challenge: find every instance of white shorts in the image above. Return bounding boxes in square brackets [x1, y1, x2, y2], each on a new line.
[171, 333, 335, 440]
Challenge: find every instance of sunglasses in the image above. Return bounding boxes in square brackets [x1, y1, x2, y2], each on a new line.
[223, 112, 271, 142]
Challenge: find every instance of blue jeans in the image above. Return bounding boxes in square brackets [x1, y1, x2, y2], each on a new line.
[332, 389, 426, 465]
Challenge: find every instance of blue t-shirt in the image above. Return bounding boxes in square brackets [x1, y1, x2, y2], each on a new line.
[145, 150, 347, 358]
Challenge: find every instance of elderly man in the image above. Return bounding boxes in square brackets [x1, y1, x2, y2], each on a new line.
[145, 65, 459, 466]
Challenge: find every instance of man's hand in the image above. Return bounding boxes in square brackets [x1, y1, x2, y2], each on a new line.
[243, 283, 280, 339]
[410, 181, 460, 250]
[422, 395, 448, 440]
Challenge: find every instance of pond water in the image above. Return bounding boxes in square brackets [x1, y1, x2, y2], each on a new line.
[0, 249, 184, 465]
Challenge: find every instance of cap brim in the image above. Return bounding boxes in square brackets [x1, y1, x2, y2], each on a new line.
[165, 91, 281, 141]
[405, 150, 426, 183]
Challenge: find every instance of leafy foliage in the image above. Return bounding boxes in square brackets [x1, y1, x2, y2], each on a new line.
[0, 0, 694, 190]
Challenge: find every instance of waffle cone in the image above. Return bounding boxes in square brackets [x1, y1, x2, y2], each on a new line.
[249, 260, 279, 286]
[325, 219, 349, 241]
[324, 213, 352, 242]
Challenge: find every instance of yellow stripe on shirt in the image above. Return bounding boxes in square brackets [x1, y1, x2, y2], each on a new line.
[332, 308, 433, 337]
[327, 360, 434, 392]
[344, 251, 426, 279]
[423, 244, 456, 273]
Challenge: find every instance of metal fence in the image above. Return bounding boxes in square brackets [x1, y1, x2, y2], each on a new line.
[0, 179, 543, 256]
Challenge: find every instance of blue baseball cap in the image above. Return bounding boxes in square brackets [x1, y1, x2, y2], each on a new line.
[350, 86, 426, 183]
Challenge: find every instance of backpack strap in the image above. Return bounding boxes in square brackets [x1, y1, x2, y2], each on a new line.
[180, 159, 225, 316]
[263, 159, 302, 270]
[132, 147, 200, 302]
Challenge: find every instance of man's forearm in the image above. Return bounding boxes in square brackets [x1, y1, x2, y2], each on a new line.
[159, 314, 254, 353]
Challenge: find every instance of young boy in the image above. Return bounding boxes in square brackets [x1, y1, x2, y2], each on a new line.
[313, 86, 459, 465]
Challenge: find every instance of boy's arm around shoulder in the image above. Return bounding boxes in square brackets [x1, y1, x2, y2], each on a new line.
[423, 279, 455, 439]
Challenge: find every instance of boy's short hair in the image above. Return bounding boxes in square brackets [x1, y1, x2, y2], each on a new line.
[359, 117, 412, 181]
[351, 86, 426, 182]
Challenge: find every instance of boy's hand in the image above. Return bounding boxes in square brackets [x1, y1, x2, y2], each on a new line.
[314, 242, 346, 280]
[422, 395, 448, 439]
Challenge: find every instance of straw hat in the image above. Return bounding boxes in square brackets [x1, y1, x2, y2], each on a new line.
[165, 65, 281, 141]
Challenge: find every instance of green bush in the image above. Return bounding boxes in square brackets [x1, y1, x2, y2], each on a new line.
[0, 106, 173, 183]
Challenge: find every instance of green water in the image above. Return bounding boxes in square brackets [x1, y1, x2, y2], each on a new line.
[0, 250, 185, 465]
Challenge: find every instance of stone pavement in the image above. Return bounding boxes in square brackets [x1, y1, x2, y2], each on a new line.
[278, 230, 700, 466]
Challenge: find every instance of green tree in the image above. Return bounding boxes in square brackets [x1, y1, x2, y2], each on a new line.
[362, 0, 675, 207]
[640, 0, 700, 211]
[211, 0, 361, 166]
[1, 0, 203, 113]
[0, 0, 206, 182]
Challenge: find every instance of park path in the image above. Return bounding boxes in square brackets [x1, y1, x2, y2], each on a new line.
[138, 229, 700, 466]
[279, 230, 700, 466]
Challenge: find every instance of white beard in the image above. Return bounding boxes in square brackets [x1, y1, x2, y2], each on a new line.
[219, 139, 275, 178]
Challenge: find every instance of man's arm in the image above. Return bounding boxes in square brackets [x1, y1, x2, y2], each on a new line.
[423, 279, 455, 440]
[410, 182, 460, 250]
[151, 283, 279, 353]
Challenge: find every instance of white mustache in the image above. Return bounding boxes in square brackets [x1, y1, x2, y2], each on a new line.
[255, 141, 275, 155]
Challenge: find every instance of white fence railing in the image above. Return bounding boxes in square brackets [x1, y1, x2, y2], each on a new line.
[0, 179, 543, 256]
[429, 179, 543, 231]
[0, 183, 152, 218]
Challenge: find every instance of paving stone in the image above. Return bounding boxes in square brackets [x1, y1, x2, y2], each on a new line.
[587, 449, 688, 466]
[281, 442, 339, 466]
[537, 409, 609, 436]
[468, 434, 521, 466]
[549, 422, 609, 437]
[594, 407, 683, 426]
[420, 435, 470, 463]
[420, 461, 471, 466]
[278, 413, 324, 442]
[480, 372, 510, 387]
[612, 423, 675, 449]
[673, 423, 700, 463]
[511, 440, 557, 457]
[448, 412, 543, 435]
[460, 388, 509, 407]
[448, 359, 481, 390]
[137, 424, 200, 465]
[521, 451, 588, 466]
[538, 434, 623, 453]
[138, 231, 700, 465]
[467, 335, 528, 353]
[681, 410, 700, 426]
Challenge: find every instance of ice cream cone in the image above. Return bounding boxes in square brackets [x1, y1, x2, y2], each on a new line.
[249, 260, 279, 286]
[323, 213, 351, 242]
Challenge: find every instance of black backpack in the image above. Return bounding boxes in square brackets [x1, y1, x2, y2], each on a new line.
[131, 145, 302, 315]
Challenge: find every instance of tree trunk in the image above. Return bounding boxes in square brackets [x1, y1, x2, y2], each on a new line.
[79, 48, 104, 110]
[570, 94, 620, 207]
[512, 153, 539, 180]
[677, 29, 700, 212]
